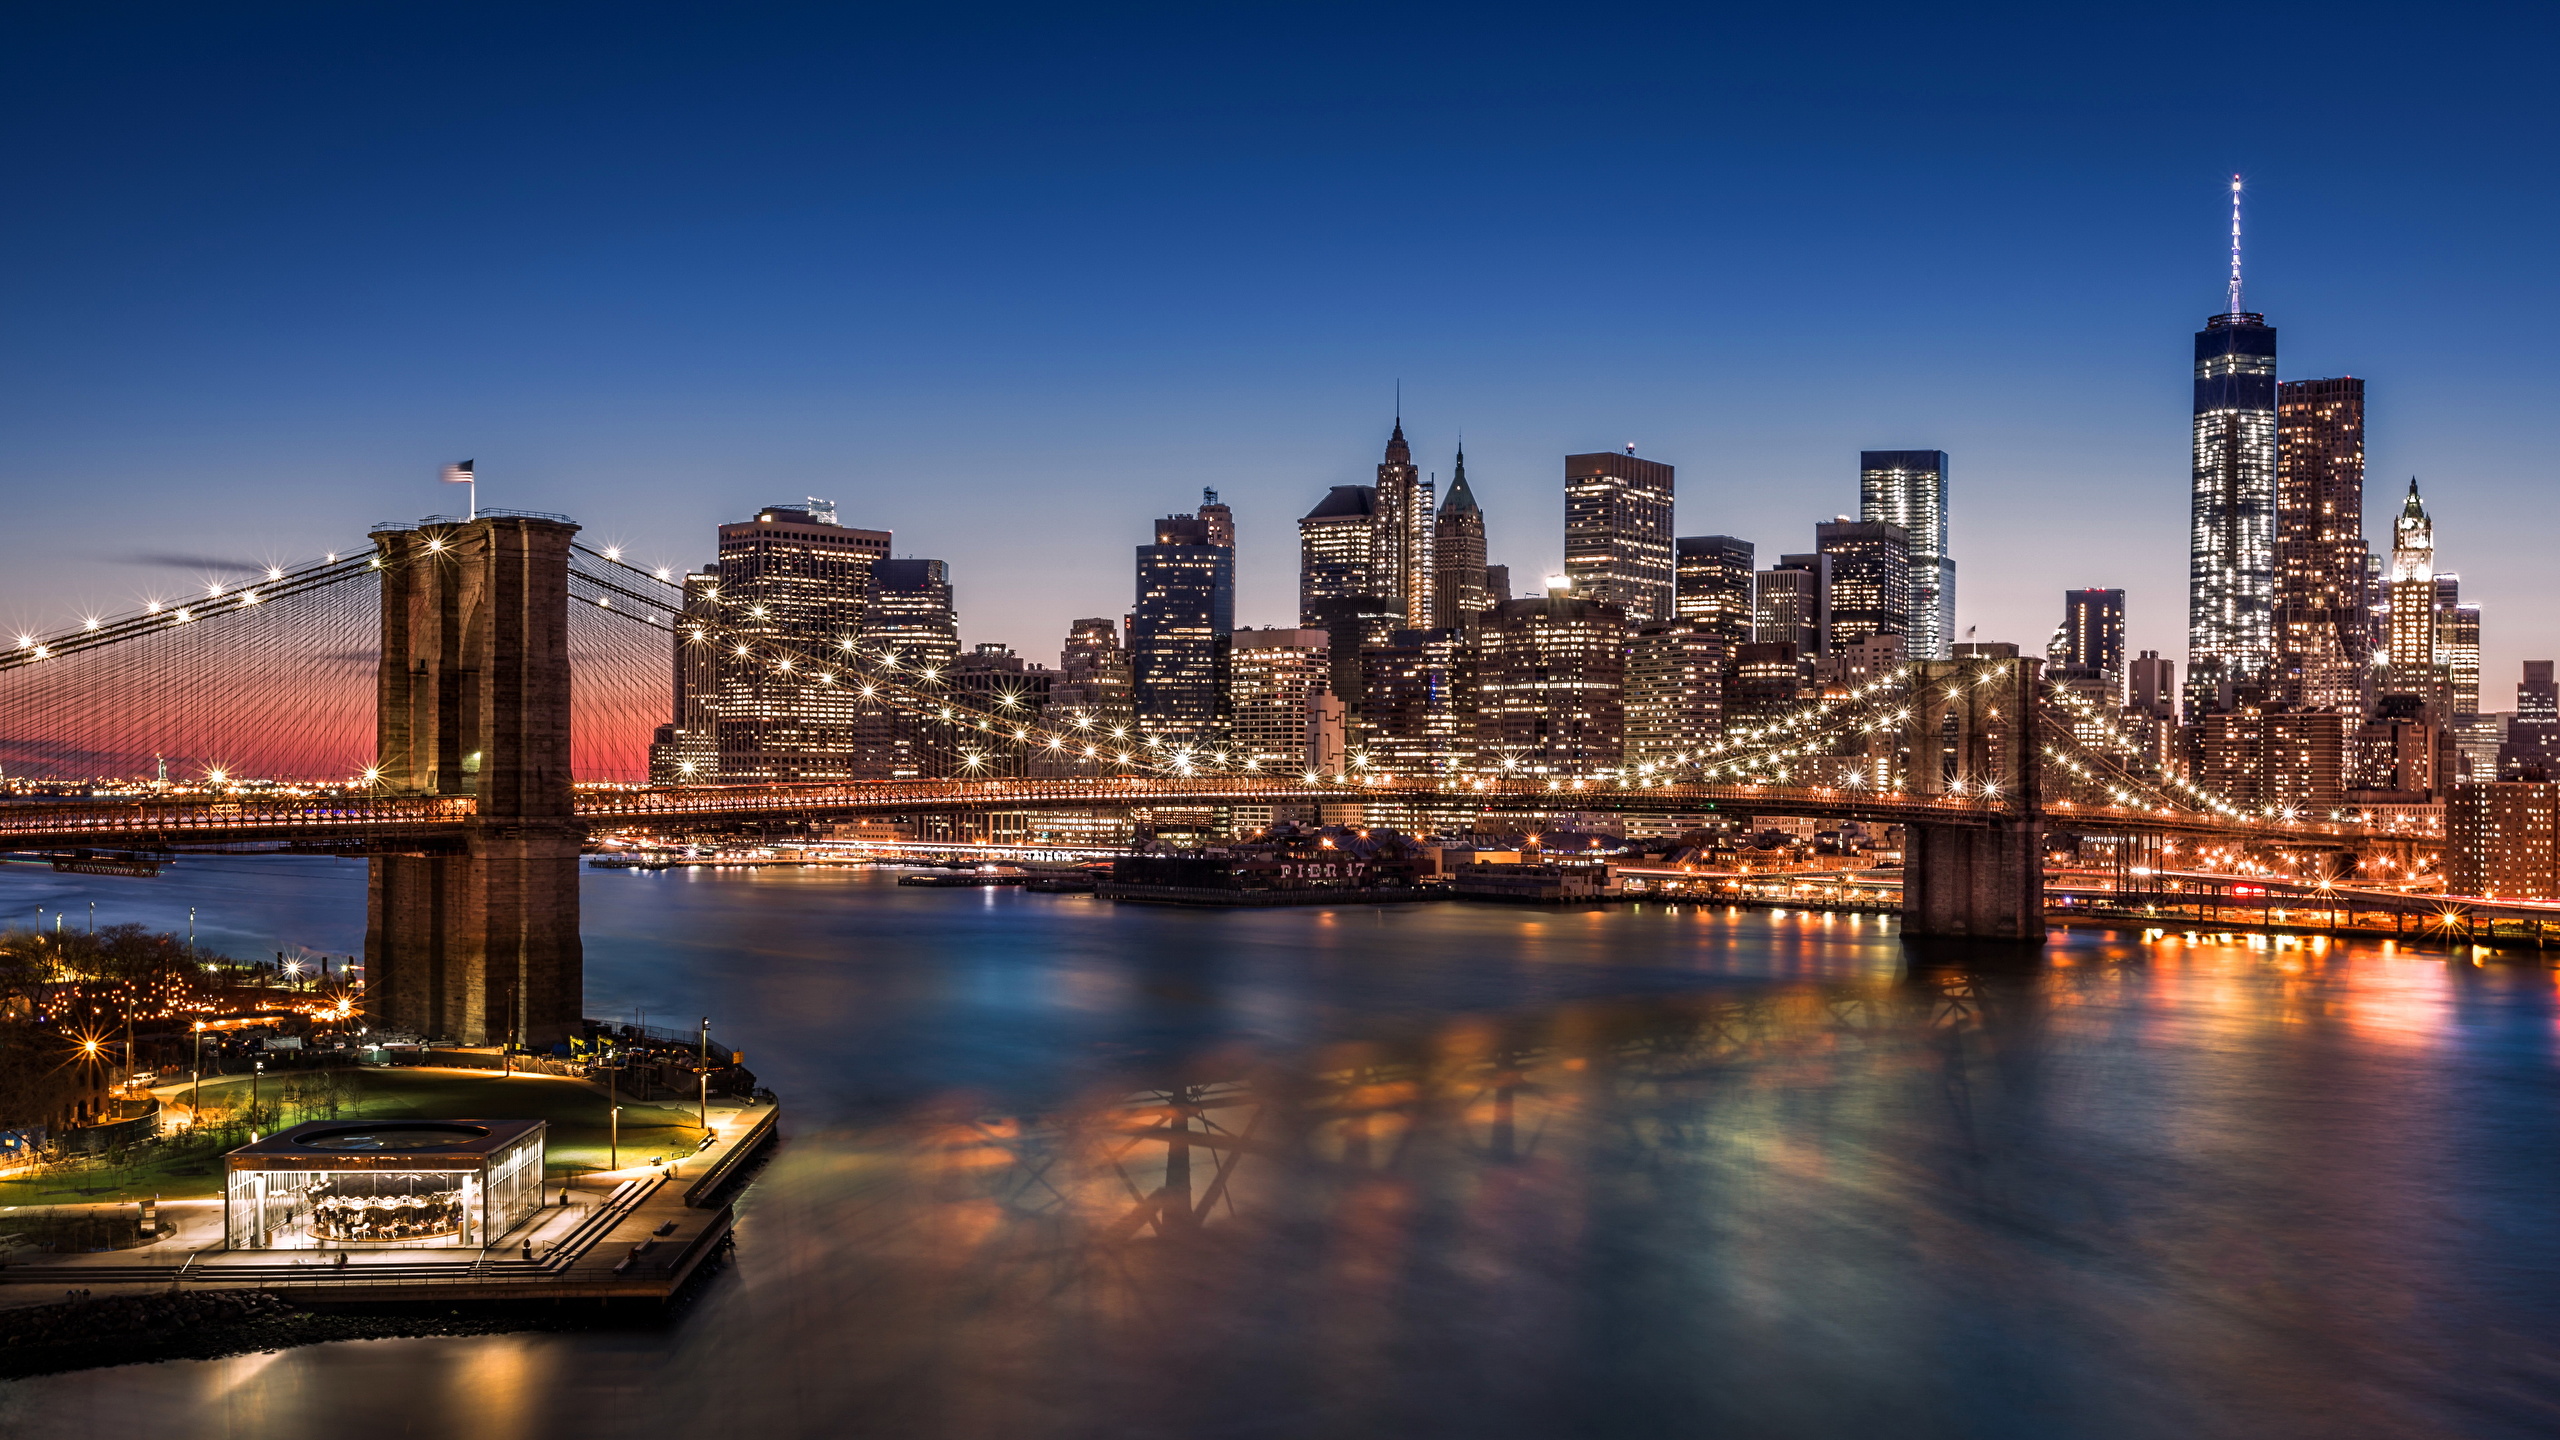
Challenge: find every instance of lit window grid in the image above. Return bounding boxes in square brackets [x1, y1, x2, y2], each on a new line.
[1228, 644, 1328, 769]
[1564, 467, 1675, 623]
[2187, 404, 2278, 689]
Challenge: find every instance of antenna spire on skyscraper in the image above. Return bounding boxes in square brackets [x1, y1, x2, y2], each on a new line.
[2228, 174, 2245, 316]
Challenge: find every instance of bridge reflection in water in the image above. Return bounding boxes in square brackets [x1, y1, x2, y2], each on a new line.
[687, 949, 2546, 1439]
[10, 865, 2557, 1435]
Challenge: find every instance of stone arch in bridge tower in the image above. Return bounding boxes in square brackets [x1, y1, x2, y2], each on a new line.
[1897, 656, 2047, 943]
[363, 516, 584, 1046]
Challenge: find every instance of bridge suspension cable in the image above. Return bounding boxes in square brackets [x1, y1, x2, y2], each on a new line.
[0, 547, 383, 785]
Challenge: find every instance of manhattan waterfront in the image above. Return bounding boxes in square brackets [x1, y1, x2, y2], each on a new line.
[7, 4, 2560, 1433]
[3, 861, 2557, 1439]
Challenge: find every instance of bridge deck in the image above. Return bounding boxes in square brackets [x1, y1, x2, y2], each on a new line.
[0, 779, 2426, 850]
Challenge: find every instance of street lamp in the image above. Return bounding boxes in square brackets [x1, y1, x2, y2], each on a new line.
[610, 1103, 623, 1171]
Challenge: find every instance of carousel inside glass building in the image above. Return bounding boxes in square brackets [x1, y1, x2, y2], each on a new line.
[224, 1119, 546, 1251]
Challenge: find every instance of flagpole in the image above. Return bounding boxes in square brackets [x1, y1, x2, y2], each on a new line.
[469, 475, 476, 522]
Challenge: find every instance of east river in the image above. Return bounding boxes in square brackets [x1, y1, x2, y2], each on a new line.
[3, 856, 2559, 1438]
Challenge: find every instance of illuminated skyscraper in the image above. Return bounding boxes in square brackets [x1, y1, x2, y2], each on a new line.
[1674, 535, 1754, 647]
[1859, 451, 1953, 658]
[1479, 591, 1627, 775]
[2448, 781, 2560, 899]
[863, 559, 959, 672]
[1626, 621, 1725, 766]
[2501, 662, 2560, 780]
[2188, 178, 2278, 712]
[1359, 628, 1479, 779]
[1229, 628, 1332, 772]
[1564, 449, 1675, 622]
[860, 558, 960, 779]
[1053, 618, 1133, 728]
[2053, 589, 2127, 699]
[647, 568, 723, 783]
[947, 644, 1053, 778]
[2386, 478, 2436, 673]
[2274, 377, 2369, 707]
[2428, 569, 2482, 723]
[1371, 420, 1434, 626]
[1299, 483, 1392, 710]
[1431, 447, 1490, 627]
[709, 504, 892, 781]
[1300, 485, 1379, 619]
[1753, 553, 1828, 657]
[1033, 617, 1133, 777]
[1816, 519, 1911, 652]
[1131, 505, 1235, 747]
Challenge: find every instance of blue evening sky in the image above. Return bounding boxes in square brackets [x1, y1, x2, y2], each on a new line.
[2, 3, 2553, 696]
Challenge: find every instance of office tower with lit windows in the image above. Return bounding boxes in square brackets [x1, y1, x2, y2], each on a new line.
[1030, 618, 1133, 777]
[1725, 642, 1809, 729]
[857, 558, 961, 779]
[2448, 781, 2560, 899]
[1564, 450, 1675, 622]
[1674, 535, 1755, 646]
[2188, 183, 2278, 713]
[1431, 447, 1491, 627]
[1300, 483, 1394, 709]
[1228, 628, 1332, 772]
[2434, 573, 2481, 718]
[1859, 451, 1953, 658]
[1300, 485, 1379, 620]
[2502, 662, 2560, 780]
[1478, 591, 1627, 775]
[1131, 505, 1236, 747]
[2053, 589, 2127, 702]
[1483, 565, 1512, 606]
[2194, 706, 2350, 815]
[2274, 377, 2369, 707]
[2352, 696, 2438, 799]
[862, 559, 960, 672]
[944, 644, 1053, 778]
[1818, 633, 1904, 691]
[2386, 479, 2438, 676]
[1626, 621, 1725, 766]
[648, 568, 724, 783]
[1816, 519, 1910, 652]
[1753, 553, 1829, 657]
[1359, 629, 1480, 779]
[1370, 421, 1434, 626]
[1053, 618, 1134, 727]
[708, 504, 893, 782]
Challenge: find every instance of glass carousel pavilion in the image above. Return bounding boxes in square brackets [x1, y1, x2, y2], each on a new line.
[224, 1119, 546, 1251]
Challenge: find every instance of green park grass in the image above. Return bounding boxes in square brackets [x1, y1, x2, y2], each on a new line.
[0, 1067, 708, 1207]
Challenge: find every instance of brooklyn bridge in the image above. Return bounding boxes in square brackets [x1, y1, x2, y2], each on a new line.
[0, 512, 2443, 1048]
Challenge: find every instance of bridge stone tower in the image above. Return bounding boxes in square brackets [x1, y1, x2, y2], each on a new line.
[1898, 655, 2046, 943]
[364, 515, 584, 1046]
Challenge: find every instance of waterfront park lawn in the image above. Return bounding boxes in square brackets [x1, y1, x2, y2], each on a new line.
[0, 1068, 709, 1206]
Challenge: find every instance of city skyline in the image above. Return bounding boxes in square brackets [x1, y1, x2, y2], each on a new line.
[2, 7, 2554, 699]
